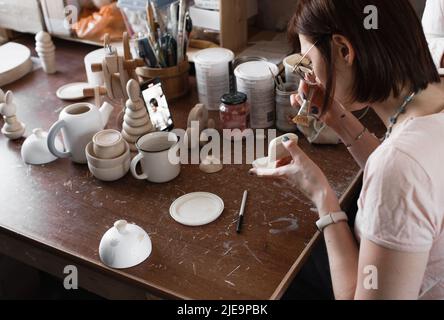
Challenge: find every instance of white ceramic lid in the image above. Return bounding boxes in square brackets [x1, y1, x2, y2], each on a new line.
[99, 220, 152, 269]
[235, 61, 279, 81]
[170, 192, 224, 227]
[0, 42, 31, 74]
[56, 82, 90, 101]
[194, 48, 234, 66]
[21, 129, 63, 165]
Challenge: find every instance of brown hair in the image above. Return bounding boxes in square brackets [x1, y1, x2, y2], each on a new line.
[288, 0, 440, 110]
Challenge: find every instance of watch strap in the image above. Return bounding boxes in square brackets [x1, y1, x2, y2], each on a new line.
[316, 211, 348, 232]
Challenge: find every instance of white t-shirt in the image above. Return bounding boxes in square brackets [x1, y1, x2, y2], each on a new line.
[423, 0, 444, 69]
[355, 113, 444, 300]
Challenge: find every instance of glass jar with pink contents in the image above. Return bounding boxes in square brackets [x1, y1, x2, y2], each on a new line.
[219, 92, 249, 131]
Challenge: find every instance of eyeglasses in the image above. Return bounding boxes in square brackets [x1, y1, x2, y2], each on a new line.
[292, 41, 317, 84]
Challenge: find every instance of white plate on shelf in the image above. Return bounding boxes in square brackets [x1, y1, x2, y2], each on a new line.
[56, 82, 90, 101]
[170, 192, 224, 227]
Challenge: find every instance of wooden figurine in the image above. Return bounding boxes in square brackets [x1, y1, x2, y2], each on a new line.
[122, 79, 154, 152]
[0, 91, 26, 140]
[35, 31, 56, 74]
[90, 33, 144, 101]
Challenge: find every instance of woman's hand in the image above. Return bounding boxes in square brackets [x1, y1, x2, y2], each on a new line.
[249, 138, 341, 217]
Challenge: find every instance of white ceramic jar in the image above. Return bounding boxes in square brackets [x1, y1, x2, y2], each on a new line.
[194, 48, 234, 111]
[235, 61, 279, 129]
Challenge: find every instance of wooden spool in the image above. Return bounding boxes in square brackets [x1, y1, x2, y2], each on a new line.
[83, 87, 107, 97]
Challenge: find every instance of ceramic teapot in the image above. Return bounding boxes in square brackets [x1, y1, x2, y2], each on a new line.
[47, 102, 113, 164]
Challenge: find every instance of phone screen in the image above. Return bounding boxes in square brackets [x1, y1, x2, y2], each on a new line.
[141, 79, 174, 132]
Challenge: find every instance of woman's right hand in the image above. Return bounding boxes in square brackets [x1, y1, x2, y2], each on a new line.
[249, 138, 341, 216]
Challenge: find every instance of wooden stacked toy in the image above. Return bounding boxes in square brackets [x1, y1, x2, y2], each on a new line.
[0, 90, 26, 140]
[122, 80, 153, 152]
[35, 31, 56, 74]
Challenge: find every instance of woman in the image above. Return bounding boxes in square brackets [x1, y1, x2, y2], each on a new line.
[423, 0, 444, 69]
[251, 0, 444, 300]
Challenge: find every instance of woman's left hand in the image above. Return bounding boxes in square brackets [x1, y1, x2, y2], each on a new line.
[249, 138, 341, 216]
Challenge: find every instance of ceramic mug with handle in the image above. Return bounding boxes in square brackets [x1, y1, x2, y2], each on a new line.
[131, 132, 181, 183]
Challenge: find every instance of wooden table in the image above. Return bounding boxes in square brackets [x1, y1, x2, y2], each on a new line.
[0, 36, 384, 300]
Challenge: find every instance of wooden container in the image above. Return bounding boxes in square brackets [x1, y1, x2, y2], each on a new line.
[136, 59, 190, 100]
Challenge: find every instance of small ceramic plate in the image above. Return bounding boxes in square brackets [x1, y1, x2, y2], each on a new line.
[170, 192, 224, 227]
[56, 82, 90, 101]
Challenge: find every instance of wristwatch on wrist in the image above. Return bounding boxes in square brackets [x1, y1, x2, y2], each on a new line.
[316, 211, 349, 232]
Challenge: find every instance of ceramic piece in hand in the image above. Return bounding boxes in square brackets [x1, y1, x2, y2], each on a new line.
[99, 220, 152, 269]
[93, 129, 126, 160]
[86, 141, 131, 181]
[21, 129, 63, 165]
[252, 133, 299, 169]
[268, 133, 299, 163]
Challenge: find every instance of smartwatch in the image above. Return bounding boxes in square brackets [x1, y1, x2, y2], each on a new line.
[316, 211, 348, 232]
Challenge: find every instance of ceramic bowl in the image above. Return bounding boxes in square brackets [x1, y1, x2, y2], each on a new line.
[88, 160, 130, 182]
[99, 220, 152, 269]
[93, 129, 126, 160]
[86, 140, 130, 169]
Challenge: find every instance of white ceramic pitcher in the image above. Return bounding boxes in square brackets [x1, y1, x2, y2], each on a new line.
[47, 102, 113, 164]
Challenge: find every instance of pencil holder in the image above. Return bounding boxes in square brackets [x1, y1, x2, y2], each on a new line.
[136, 58, 190, 100]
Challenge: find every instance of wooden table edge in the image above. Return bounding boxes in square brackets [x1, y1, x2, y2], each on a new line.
[270, 171, 364, 300]
[0, 224, 192, 300]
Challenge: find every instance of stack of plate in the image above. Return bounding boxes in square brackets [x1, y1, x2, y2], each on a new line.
[0, 42, 33, 87]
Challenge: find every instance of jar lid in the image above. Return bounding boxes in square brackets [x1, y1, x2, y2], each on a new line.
[234, 61, 279, 81]
[221, 92, 247, 105]
[194, 48, 235, 66]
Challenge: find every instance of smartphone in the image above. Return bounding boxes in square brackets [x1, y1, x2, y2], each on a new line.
[140, 78, 174, 132]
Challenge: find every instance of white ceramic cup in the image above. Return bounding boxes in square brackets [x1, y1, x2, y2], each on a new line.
[131, 132, 181, 183]
[93, 129, 126, 160]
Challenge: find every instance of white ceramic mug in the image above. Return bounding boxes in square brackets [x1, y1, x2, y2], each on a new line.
[131, 132, 181, 183]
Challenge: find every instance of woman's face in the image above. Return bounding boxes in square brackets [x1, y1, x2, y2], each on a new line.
[299, 35, 367, 111]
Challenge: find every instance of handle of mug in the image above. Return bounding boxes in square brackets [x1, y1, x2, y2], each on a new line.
[130, 153, 149, 180]
[47, 120, 71, 159]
